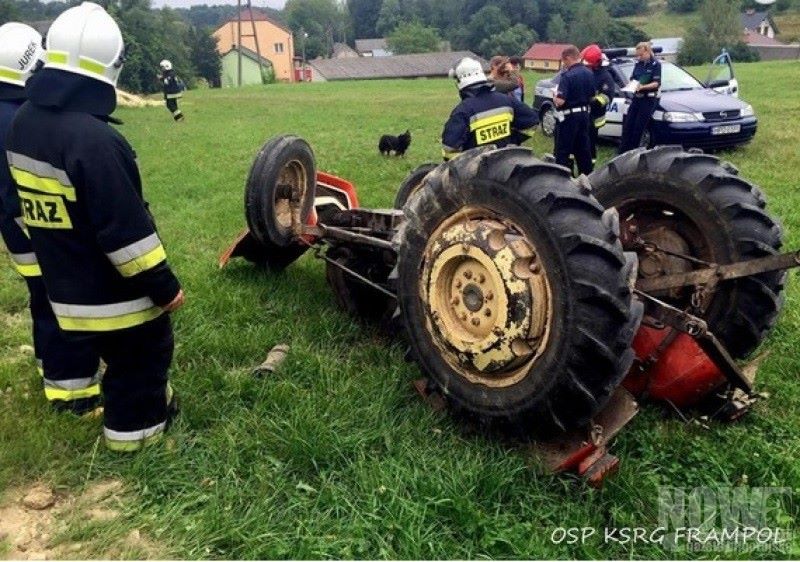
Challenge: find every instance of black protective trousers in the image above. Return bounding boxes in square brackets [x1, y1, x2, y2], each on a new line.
[25, 275, 101, 413]
[82, 314, 174, 439]
[555, 112, 593, 176]
[166, 98, 183, 121]
[619, 96, 657, 154]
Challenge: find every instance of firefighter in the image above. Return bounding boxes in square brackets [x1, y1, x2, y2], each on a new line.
[158, 59, 184, 121]
[618, 41, 661, 154]
[442, 57, 538, 160]
[553, 45, 595, 176]
[6, 2, 184, 452]
[0, 22, 102, 414]
[581, 44, 616, 164]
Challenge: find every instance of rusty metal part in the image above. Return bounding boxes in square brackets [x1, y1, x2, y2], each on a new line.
[303, 224, 396, 251]
[274, 160, 307, 236]
[636, 250, 800, 293]
[421, 208, 553, 388]
[634, 290, 752, 394]
[252, 344, 290, 376]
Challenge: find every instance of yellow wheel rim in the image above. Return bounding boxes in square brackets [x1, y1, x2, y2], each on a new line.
[422, 207, 553, 388]
[274, 159, 307, 232]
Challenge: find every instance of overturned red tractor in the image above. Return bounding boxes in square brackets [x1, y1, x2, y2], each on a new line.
[222, 136, 795, 478]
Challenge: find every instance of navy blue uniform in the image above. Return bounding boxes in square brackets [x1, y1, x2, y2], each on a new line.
[441, 83, 539, 159]
[0, 84, 100, 414]
[619, 57, 661, 154]
[589, 65, 617, 161]
[160, 70, 183, 121]
[6, 69, 181, 450]
[554, 63, 596, 175]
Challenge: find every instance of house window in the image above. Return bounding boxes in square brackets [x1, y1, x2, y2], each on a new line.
[274, 42, 284, 54]
[543, 61, 549, 68]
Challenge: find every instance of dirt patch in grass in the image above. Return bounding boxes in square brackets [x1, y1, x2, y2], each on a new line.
[0, 480, 163, 560]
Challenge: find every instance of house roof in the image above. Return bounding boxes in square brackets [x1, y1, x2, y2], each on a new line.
[355, 38, 389, 53]
[743, 29, 785, 46]
[523, 43, 574, 61]
[223, 8, 291, 34]
[221, 45, 273, 67]
[308, 51, 487, 81]
[740, 10, 778, 34]
[332, 42, 359, 58]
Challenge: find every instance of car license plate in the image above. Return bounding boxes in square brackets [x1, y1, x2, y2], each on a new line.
[712, 124, 741, 135]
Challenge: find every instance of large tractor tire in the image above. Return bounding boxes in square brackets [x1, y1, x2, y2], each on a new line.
[325, 246, 395, 326]
[394, 146, 641, 437]
[394, 163, 437, 209]
[589, 146, 785, 358]
[244, 135, 316, 270]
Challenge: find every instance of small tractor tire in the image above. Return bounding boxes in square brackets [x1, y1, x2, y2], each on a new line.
[394, 146, 640, 437]
[394, 163, 437, 209]
[589, 146, 785, 358]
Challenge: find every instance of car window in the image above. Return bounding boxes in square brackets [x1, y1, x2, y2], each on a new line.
[616, 61, 703, 92]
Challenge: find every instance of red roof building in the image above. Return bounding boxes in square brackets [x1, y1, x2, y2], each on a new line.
[522, 43, 573, 71]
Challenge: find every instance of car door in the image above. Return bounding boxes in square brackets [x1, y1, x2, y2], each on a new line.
[705, 51, 739, 97]
[598, 65, 630, 140]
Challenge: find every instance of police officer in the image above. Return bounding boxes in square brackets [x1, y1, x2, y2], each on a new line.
[0, 22, 101, 414]
[6, 2, 184, 451]
[553, 45, 596, 175]
[581, 44, 616, 164]
[159, 59, 184, 121]
[618, 41, 661, 154]
[442, 57, 538, 160]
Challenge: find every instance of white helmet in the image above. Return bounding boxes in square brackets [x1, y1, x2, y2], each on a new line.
[449, 57, 487, 90]
[159, 59, 172, 71]
[0, 23, 45, 87]
[45, 2, 125, 87]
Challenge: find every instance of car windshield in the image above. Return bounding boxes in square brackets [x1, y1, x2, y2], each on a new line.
[617, 61, 704, 92]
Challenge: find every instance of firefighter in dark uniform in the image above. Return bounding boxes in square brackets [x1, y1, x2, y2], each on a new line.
[553, 45, 596, 176]
[618, 41, 661, 154]
[159, 59, 184, 121]
[0, 22, 101, 414]
[581, 44, 616, 164]
[442, 57, 539, 160]
[6, 2, 184, 452]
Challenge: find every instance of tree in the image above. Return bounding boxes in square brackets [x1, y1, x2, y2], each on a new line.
[567, 0, 613, 48]
[678, 0, 748, 65]
[286, 0, 347, 58]
[347, 0, 381, 39]
[464, 5, 511, 54]
[0, 0, 19, 24]
[386, 21, 441, 54]
[604, 0, 647, 17]
[188, 26, 221, 87]
[666, 0, 700, 12]
[546, 13, 568, 42]
[478, 23, 537, 57]
[376, 0, 409, 36]
[606, 20, 649, 47]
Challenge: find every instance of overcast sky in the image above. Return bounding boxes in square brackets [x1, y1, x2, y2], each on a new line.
[150, 0, 286, 7]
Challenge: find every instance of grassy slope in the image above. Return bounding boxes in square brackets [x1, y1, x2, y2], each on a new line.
[1, 61, 800, 559]
[775, 12, 800, 42]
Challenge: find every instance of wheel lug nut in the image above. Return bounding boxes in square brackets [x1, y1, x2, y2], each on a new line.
[460, 313, 468, 321]
[477, 274, 485, 284]
[486, 291, 494, 301]
[455, 280, 462, 289]
[451, 297, 460, 306]
[471, 318, 480, 326]
[529, 263, 541, 274]
[464, 270, 473, 280]
[484, 308, 491, 317]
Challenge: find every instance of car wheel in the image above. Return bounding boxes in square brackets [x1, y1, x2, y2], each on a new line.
[540, 106, 557, 138]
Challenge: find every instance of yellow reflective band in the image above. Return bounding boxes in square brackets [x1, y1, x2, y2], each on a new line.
[47, 52, 68, 64]
[594, 118, 607, 128]
[44, 383, 101, 402]
[0, 68, 22, 81]
[79, 57, 106, 76]
[11, 167, 77, 202]
[56, 306, 163, 332]
[18, 191, 73, 230]
[115, 244, 167, 277]
[469, 111, 513, 132]
[166, 93, 183, 99]
[14, 262, 42, 277]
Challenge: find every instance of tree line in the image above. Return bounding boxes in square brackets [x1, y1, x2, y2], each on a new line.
[0, 0, 221, 95]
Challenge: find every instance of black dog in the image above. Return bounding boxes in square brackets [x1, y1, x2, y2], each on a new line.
[378, 130, 411, 156]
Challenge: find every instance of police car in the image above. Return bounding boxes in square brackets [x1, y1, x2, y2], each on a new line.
[532, 50, 757, 150]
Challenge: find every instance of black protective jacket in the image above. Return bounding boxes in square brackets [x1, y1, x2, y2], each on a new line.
[161, 70, 183, 99]
[5, 69, 181, 333]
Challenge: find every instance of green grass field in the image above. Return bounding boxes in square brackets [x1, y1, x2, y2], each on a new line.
[2, 61, 800, 559]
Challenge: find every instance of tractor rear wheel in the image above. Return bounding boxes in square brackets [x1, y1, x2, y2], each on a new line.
[589, 146, 785, 358]
[394, 163, 437, 209]
[394, 146, 640, 437]
[245, 135, 316, 270]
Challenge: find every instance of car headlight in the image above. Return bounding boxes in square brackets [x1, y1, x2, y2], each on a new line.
[535, 87, 555, 97]
[740, 104, 754, 117]
[663, 111, 703, 123]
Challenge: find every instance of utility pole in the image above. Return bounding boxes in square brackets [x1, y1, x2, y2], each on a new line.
[236, 0, 242, 86]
